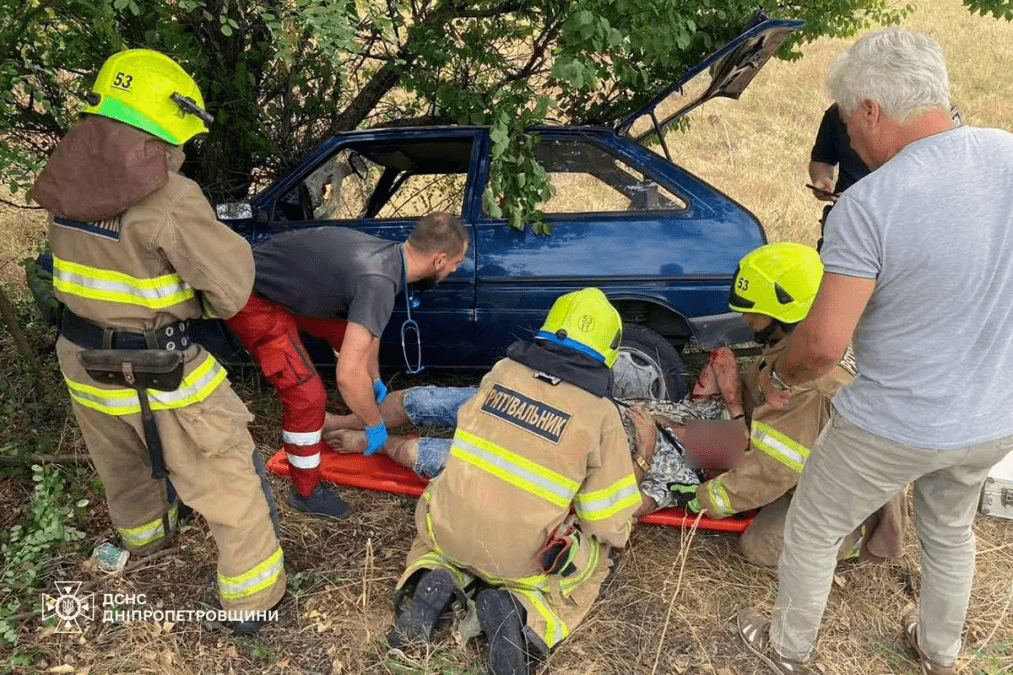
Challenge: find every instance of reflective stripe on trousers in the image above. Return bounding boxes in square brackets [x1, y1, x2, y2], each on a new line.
[419, 494, 570, 646]
[118, 502, 179, 549]
[64, 353, 226, 415]
[218, 546, 285, 601]
[283, 429, 322, 469]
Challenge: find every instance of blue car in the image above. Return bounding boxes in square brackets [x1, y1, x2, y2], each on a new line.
[34, 19, 801, 401]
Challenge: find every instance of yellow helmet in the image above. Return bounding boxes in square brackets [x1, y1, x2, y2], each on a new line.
[537, 288, 623, 367]
[83, 49, 212, 146]
[728, 242, 823, 325]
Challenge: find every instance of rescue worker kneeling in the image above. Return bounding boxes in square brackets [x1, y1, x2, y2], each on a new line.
[388, 288, 640, 674]
[30, 49, 285, 633]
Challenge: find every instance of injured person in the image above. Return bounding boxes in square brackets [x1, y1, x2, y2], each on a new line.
[322, 374, 743, 516]
[324, 243, 907, 569]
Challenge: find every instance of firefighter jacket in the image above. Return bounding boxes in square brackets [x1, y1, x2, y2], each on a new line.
[29, 115, 285, 612]
[694, 340, 907, 560]
[398, 341, 640, 651]
[31, 114, 255, 409]
[695, 339, 853, 518]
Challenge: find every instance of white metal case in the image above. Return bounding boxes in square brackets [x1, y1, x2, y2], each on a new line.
[979, 450, 1013, 520]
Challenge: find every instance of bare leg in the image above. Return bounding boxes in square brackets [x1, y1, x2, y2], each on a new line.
[634, 494, 658, 521]
[322, 428, 419, 470]
[690, 347, 744, 419]
[323, 389, 410, 434]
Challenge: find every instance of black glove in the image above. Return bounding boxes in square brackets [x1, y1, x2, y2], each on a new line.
[536, 523, 579, 576]
[668, 483, 701, 514]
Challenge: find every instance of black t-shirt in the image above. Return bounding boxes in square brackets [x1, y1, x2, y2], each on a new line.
[253, 226, 403, 338]
[810, 103, 871, 194]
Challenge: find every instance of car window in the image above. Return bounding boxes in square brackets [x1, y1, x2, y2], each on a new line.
[375, 173, 467, 219]
[530, 138, 687, 214]
[273, 149, 379, 222]
[273, 139, 473, 222]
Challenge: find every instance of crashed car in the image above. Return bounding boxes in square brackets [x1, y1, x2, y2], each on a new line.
[32, 18, 803, 401]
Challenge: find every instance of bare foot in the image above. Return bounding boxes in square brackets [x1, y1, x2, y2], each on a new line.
[323, 429, 367, 453]
[323, 411, 364, 436]
[691, 349, 725, 398]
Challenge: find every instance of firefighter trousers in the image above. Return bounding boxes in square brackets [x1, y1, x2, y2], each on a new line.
[227, 294, 347, 496]
[59, 338, 286, 612]
[396, 512, 616, 654]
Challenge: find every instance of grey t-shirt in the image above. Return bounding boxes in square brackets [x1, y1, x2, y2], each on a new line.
[822, 125, 1013, 449]
[253, 226, 403, 337]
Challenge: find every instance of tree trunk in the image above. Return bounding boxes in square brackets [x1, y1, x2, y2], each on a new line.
[0, 284, 49, 401]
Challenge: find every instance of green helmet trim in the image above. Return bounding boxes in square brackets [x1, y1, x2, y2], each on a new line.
[90, 96, 181, 145]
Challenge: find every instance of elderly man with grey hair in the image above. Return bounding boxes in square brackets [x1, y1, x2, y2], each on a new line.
[736, 27, 1013, 675]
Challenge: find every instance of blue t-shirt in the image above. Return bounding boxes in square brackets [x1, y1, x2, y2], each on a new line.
[822, 125, 1013, 449]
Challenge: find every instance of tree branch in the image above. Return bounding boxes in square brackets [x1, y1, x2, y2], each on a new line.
[454, 1, 529, 19]
[0, 198, 44, 210]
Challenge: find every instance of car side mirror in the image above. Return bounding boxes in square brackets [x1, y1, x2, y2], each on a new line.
[347, 151, 368, 179]
[216, 202, 253, 220]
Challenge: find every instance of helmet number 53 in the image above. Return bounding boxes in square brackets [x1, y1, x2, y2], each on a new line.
[113, 72, 133, 90]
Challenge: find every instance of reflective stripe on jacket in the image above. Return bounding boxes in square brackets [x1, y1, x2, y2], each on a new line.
[53, 255, 195, 310]
[419, 357, 638, 584]
[47, 140, 254, 332]
[44, 131, 254, 409]
[696, 339, 853, 518]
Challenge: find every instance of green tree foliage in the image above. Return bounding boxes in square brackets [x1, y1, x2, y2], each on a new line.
[0, 0, 1006, 229]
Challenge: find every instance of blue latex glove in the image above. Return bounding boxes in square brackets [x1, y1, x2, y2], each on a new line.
[373, 379, 388, 404]
[364, 422, 388, 456]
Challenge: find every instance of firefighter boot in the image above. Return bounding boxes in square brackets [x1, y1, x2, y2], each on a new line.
[287, 483, 350, 519]
[387, 569, 457, 649]
[231, 596, 285, 636]
[476, 587, 529, 675]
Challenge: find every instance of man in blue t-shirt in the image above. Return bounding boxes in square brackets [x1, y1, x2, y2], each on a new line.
[738, 28, 1013, 675]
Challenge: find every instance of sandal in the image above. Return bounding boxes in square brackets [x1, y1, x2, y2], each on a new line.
[737, 607, 815, 675]
[902, 607, 956, 675]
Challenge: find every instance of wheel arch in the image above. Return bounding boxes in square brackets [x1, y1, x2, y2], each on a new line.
[608, 295, 693, 351]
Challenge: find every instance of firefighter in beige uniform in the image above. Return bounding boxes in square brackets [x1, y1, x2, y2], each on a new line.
[388, 288, 639, 675]
[30, 50, 285, 631]
[682, 243, 906, 567]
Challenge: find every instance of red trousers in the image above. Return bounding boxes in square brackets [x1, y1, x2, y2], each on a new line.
[227, 295, 347, 495]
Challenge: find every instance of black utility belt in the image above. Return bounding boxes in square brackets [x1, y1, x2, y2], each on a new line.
[61, 307, 190, 351]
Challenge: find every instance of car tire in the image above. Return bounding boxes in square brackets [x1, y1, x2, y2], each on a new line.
[612, 323, 688, 401]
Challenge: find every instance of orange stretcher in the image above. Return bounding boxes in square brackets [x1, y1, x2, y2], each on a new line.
[267, 449, 754, 532]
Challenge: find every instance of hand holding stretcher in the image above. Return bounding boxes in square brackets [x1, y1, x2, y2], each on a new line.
[536, 519, 579, 576]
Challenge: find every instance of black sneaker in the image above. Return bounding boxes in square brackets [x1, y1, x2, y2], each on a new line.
[387, 569, 457, 649]
[476, 588, 529, 675]
[287, 484, 350, 519]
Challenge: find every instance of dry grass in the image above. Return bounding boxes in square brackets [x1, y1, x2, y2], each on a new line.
[0, 192, 47, 290]
[3, 0, 1013, 673]
[662, 0, 1013, 247]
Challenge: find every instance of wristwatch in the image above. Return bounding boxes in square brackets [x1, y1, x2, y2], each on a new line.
[768, 360, 790, 391]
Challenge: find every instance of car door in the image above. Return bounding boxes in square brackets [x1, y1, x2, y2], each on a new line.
[248, 128, 484, 370]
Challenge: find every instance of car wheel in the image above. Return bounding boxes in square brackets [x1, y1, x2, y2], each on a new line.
[612, 323, 688, 401]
